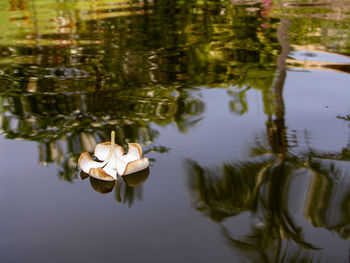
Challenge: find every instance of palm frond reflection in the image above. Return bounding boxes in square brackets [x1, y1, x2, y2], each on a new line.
[186, 137, 350, 261]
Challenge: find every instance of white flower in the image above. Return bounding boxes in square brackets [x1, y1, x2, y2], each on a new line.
[78, 131, 149, 181]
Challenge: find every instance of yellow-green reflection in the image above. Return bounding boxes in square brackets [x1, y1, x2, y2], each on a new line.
[0, 0, 283, 182]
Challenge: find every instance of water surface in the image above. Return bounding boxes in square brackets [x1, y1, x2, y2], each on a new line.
[1, 0, 350, 262]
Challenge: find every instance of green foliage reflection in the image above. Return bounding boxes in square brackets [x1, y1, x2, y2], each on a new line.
[186, 8, 350, 261]
[0, 0, 282, 182]
[0, 0, 349, 213]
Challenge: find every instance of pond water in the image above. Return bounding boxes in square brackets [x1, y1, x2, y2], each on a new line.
[1, 0, 350, 262]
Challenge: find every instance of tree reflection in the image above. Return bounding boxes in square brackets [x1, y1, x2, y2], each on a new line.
[0, 0, 349, 217]
[188, 144, 350, 261]
[186, 12, 350, 262]
[0, 0, 280, 182]
[0, 86, 202, 181]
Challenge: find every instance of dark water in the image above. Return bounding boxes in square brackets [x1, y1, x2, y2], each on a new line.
[1, 0, 350, 262]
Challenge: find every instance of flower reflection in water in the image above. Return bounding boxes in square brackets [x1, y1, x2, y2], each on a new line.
[82, 167, 150, 206]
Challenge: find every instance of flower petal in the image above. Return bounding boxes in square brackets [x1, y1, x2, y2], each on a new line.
[78, 152, 103, 174]
[129, 143, 142, 156]
[120, 143, 142, 163]
[89, 167, 115, 181]
[101, 157, 118, 179]
[122, 158, 149, 176]
[116, 157, 128, 176]
[94, 142, 124, 161]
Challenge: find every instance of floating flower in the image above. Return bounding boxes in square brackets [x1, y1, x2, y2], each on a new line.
[78, 131, 149, 181]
